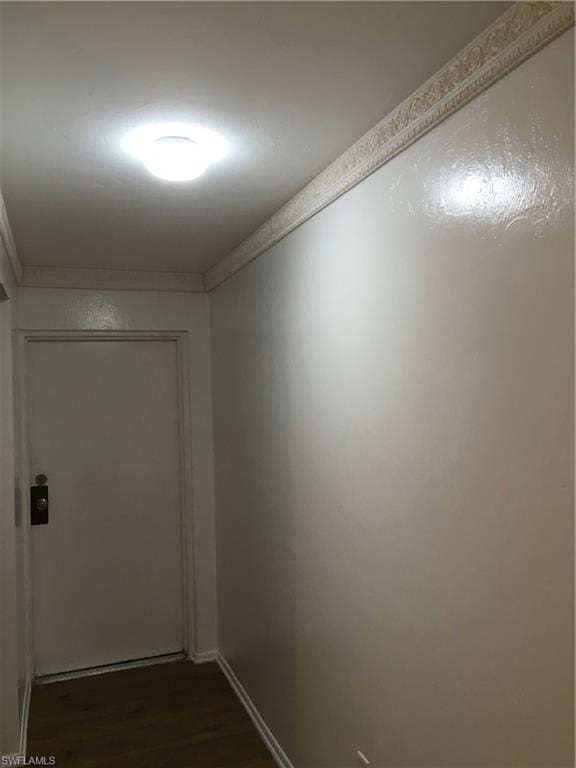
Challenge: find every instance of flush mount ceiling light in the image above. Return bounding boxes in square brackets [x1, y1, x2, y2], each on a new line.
[122, 123, 229, 182]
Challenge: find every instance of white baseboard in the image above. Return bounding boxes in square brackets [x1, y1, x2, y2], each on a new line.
[189, 649, 218, 664]
[216, 652, 294, 768]
[18, 678, 31, 758]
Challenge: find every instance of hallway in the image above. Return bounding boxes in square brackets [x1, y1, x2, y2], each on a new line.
[27, 661, 274, 768]
[0, 2, 573, 765]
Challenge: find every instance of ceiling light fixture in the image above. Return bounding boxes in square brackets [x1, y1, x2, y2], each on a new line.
[122, 123, 229, 182]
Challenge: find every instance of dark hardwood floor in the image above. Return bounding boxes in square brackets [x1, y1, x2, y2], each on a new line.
[27, 660, 276, 768]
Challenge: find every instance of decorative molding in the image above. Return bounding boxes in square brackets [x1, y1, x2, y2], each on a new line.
[190, 649, 218, 664]
[0, 187, 22, 284]
[217, 653, 294, 768]
[21, 265, 205, 293]
[205, 1, 575, 291]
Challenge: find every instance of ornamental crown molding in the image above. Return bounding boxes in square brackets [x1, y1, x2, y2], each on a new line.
[205, 1, 575, 292]
[21, 266, 205, 293]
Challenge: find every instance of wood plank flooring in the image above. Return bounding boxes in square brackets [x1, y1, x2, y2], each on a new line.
[27, 660, 276, 768]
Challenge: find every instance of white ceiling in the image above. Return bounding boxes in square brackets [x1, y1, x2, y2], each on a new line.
[0, 1, 510, 274]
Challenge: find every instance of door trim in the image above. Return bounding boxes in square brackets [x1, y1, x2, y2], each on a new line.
[16, 330, 198, 679]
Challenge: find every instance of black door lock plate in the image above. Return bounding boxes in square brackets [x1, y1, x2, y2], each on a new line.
[31, 485, 49, 525]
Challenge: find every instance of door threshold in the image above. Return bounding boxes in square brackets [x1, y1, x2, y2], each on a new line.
[34, 651, 186, 685]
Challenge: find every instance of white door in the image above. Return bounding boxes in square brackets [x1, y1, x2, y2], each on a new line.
[27, 338, 185, 676]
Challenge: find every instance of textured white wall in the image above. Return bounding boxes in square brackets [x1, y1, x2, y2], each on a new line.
[14, 288, 218, 656]
[210, 31, 574, 767]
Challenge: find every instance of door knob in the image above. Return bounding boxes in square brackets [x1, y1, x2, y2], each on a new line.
[31, 484, 49, 525]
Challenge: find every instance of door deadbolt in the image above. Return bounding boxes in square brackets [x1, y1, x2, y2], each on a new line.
[31, 485, 49, 525]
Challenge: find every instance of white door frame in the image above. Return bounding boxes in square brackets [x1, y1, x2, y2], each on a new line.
[16, 330, 198, 679]
[0, 293, 21, 756]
